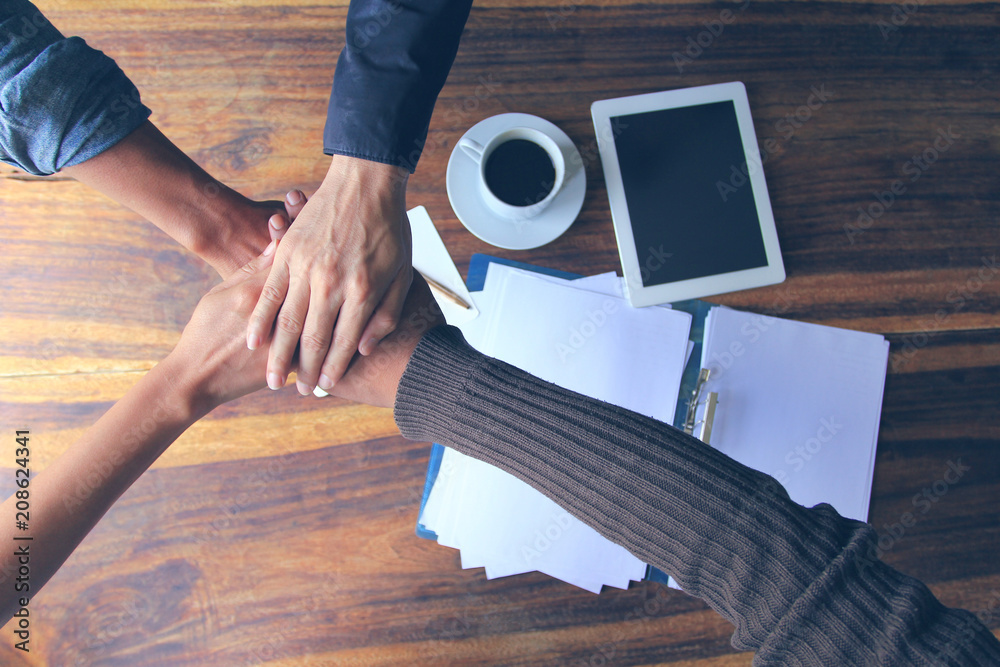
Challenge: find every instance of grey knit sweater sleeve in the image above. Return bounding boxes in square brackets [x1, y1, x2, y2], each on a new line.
[393, 326, 1000, 665]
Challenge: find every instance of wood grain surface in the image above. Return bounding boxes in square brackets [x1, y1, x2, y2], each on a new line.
[1, 0, 998, 664]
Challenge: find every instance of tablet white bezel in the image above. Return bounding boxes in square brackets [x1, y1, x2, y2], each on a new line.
[591, 82, 785, 307]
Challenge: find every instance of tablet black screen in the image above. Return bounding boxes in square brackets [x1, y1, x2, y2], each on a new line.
[612, 101, 768, 287]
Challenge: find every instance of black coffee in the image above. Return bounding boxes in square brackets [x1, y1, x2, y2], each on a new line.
[483, 139, 556, 207]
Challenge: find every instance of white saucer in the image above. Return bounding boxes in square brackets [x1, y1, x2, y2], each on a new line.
[446, 113, 586, 250]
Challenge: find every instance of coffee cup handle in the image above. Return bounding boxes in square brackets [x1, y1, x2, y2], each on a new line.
[458, 137, 485, 164]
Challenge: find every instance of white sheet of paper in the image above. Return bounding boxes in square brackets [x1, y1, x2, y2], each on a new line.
[422, 264, 692, 592]
[699, 306, 889, 522]
[407, 205, 479, 327]
[481, 268, 691, 423]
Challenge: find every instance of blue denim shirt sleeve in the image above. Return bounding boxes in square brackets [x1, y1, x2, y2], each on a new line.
[324, 0, 472, 173]
[0, 1, 151, 176]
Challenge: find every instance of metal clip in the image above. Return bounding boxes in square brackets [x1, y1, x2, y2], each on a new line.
[683, 368, 719, 444]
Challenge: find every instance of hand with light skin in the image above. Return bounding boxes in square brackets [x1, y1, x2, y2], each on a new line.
[245, 155, 413, 396]
[0, 244, 283, 625]
[0, 247, 441, 624]
[62, 120, 307, 278]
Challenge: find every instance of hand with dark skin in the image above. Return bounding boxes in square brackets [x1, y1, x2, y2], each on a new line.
[0, 244, 441, 624]
[63, 120, 307, 278]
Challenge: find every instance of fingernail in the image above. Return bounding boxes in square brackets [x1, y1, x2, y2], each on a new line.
[296, 380, 313, 396]
[359, 337, 377, 356]
[286, 190, 303, 205]
[318, 374, 334, 391]
[269, 215, 284, 231]
[247, 332, 261, 350]
[262, 240, 276, 257]
[267, 372, 283, 390]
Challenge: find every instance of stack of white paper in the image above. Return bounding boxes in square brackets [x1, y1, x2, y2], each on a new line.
[414, 255, 889, 596]
[698, 307, 890, 522]
[419, 264, 693, 593]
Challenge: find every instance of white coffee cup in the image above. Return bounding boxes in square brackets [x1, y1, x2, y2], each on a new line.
[458, 126, 566, 221]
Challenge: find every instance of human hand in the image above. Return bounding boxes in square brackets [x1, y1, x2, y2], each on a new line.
[169, 241, 291, 411]
[61, 121, 308, 280]
[245, 155, 413, 397]
[322, 273, 445, 409]
[206, 189, 308, 279]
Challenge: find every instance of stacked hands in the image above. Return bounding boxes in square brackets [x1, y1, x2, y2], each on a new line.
[180, 222, 442, 413]
[244, 156, 415, 397]
[0, 123, 446, 624]
[60, 121, 428, 404]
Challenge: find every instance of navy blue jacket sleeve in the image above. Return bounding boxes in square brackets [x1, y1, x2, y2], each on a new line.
[0, 1, 151, 176]
[323, 0, 473, 172]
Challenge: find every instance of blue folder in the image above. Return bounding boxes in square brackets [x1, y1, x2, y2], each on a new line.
[415, 253, 714, 586]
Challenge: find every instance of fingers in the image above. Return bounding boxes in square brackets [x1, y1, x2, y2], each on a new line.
[358, 266, 412, 356]
[267, 190, 308, 243]
[294, 287, 340, 395]
[246, 249, 291, 353]
[284, 189, 307, 220]
[317, 268, 401, 391]
[213, 239, 277, 296]
[265, 277, 310, 390]
[268, 214, 287, 243]
[316, 298, 369, 394]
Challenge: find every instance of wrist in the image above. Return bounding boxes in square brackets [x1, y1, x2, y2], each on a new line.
[189, 186, 270, 275]
[64, 121, 272, 277]
[151, 352, 217, 425]
[321, 154, 409, 199]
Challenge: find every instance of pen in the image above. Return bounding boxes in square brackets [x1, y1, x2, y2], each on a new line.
[418, 271, 472, 310]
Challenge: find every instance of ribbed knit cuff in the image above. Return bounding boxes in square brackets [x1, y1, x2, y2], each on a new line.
[394, 325, 485, 444]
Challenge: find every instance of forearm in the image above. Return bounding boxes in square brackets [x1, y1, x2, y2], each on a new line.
[0, 354, 206, 623]
[62, 120, 270, 276]
[394, 326, 1000, 665]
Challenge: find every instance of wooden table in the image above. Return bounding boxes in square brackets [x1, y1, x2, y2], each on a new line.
[1, 1, 997, 664]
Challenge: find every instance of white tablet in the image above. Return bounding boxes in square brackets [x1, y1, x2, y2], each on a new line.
[591, 82, 785, 307]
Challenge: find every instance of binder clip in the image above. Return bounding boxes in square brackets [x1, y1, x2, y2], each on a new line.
[683, 368, 718, 444]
